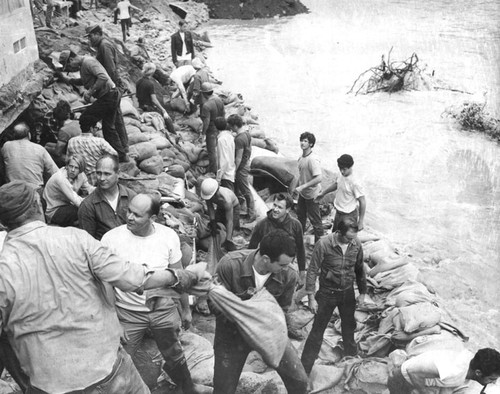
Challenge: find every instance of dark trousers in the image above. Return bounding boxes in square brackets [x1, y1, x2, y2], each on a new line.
[0, 332, 29, 392]
[213, 317, 308, 394]
[220, 179, 234, 192]
[333, 208, 358, 232]
[79, 89, 128, 161]
[206, 130, 218, 174]
[235, 166, 254, 214]
[50, 205, 78, 227]
[301, 287, 357, 374]
[214, 205, 240, 232]
[297, 195, 324, 242]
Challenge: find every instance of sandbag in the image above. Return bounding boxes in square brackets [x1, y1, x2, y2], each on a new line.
[158, 173, 185, 199]
[170, 97, 187, 113]
[126, 124, 142, 135]
[385, 281, 435, 307]
[251, 137, 267, 149]
[165, 164, 186, 179]
[119, 161, 140, 177]
[398, 302, 442, 334]
[149, 135, 171, 150]
[250, 129, 266, 139]
[309, 365, 344, 394]
[124, 116, 143, 128]
[406, 331, 465, 357]
[140, 124, 158, 134]
[345, 358, 389, 394]
[120, 97, 140, 118]
[208, 286, 287, 369]
[264, 138, 279, 154]
[179, 117, 203, 133]
[372, 263, 419, 289]
[128, 131, 149, 145]
[178, 141, 203, 164]
[119, 177, 159, 194]
[129, 142, 158, 162]
[250, 156, 298, 188]
[369, 252, 408, 276]
[179, 332, 214, 386]
[139, 155, 164, 175]
[363, 239, 394, 260]
[161, 148, 177, 159]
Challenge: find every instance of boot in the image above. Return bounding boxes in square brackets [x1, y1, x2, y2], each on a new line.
[165, 361, 213, 394]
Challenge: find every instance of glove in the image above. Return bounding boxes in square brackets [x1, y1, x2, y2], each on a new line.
[222, 240, 236, 252]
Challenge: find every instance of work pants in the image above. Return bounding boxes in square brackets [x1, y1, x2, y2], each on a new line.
[50, 205, 78, 227]
[220, 179, 234, 192]
[0, 332, 29, 392]
[79, 89, 128, 161]
[301, 286, 357, 375]
[213, 317, 308, 394]
[214, 204, 240, 232]
[27, 347, 150, 394]
[333, 208, 358, 232]
[45, 0, 53, 26]
[297, 195, 324, 243]
[116, 305, 185, 371]
[205, 129, 218, 174]
[235, 165, 254, 214]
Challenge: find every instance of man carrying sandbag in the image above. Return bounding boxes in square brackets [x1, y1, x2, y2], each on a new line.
[212, 229, 309, 394]
[301, 217, 367, 374]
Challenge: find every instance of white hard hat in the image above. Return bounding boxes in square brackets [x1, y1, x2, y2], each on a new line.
[200, 178, 219, 200]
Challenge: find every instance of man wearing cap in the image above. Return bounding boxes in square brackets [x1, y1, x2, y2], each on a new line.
[317, 153, 366, 231]
[57, 49, 129, 162]
[200, 178, 239, 252]
[0, 180, 209, 394]
[190, 58, 210, 111]
[1, 122, 58, 192]
[171, 20, 195, 67]
[200, 82, 225, 174]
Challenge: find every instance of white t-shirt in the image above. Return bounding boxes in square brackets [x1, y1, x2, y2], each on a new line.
[334, 174, 364, 213]
[116, 1, 131, 19]
[253, 266, 272, 291]
[217, 130, 236, 182]
[106, 193, 119, 212]
[101, 223, 182, 312]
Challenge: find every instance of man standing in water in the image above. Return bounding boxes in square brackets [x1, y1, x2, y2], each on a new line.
[289, 132, 324, 243]
[317, 153, 366, 231]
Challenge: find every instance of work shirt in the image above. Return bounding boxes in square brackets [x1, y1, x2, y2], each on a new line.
[43, 167, 94, 221]
[57, 120, 82, 145]
[234, 130, 252, 170]
[0, 221, 152, 393]
[297, 152, 322, 200]
[305, 231, 366, 294]
[216, 249, 298, 312]
[334, 174, 364, 214]
[96, 38, 120, 84]
[78, 184, 136, 240]
[248, 211, 306, 272]
[1, 139, 58, 189]
[80, 56, 115, 98]
[201, 95, 225, 135]
[217, 130, 236, 182]
[136, 76, 164, 110]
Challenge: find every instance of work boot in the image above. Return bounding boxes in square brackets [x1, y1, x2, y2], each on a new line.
[165, 361, 213, 394]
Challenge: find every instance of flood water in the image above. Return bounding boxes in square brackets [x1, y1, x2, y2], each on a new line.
[205, 0, 500, 344]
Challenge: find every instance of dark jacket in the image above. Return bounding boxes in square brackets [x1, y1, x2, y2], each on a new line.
[170, 31, 194, 64]
[78, 184, 136, 240]
[96, 37, 119, 85]
[248, 211, 306, 271]
[201, 95, 225, 135]
[305, 232, 366, 294]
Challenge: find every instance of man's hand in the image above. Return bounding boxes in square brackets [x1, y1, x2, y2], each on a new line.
[357, 293, 366, 306]
[184, 262, 210, 282]
[83, 91, 92, 103]
[295, 185, 304, 194]
[180, 307, 192, 330]
[55, 71, 68, 84]
[308, 294, 317, 314]
[357, 220, 364, 232]
[298, 270, 306, 287]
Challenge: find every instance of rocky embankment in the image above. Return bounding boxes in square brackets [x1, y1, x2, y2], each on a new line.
[194, 0, 309, 19]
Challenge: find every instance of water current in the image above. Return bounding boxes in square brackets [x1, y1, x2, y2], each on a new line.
[205, 0, 500, 346]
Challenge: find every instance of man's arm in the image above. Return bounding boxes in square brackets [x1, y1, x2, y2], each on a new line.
[100, 140, 118, 156]
[99, 43, 118, 82]
[294, 221, 307, 273]
[248, 221, 263, 249]
[357, 195, 366, 231]
[305, 241, 325, 313]
[296, 174, 321, 195]
[201, 105, 210, 134]
[150, 93, 167, 117]
[224, 202, 234, 242]
[317, 180, 338, 199]
[78, 199, 98, 239]
[354, 244, 367, 303]
[170, 260, 192, 329]
[234, 148, 243, 171]
[277, 269, 298, 312]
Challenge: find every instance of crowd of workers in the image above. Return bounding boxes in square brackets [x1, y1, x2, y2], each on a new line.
[0, 14, 499, 394]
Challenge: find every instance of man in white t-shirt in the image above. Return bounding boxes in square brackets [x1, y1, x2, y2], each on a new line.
[102, 193, 210, 394]
[215, 117, 236, 191]
[114, 0, 141, 42]
[318, 153, 366, 231]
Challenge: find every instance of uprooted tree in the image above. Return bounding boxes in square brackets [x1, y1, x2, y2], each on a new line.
[444, 101, 500, 141]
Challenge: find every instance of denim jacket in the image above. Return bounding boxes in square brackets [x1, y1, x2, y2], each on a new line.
[305, 232, 366, 294]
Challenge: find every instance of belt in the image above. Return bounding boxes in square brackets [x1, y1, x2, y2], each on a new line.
[320, 285, 353, 293]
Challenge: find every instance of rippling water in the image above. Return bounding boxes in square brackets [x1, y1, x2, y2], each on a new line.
[205, 0, 500, 344]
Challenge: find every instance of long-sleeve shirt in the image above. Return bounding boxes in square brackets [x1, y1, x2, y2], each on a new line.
[305, 231, 366, 294]
[74, 56, 115, 99]
[43, 167, 95, 221]
[201, 95, 225, 135]
[96, 38, 120, 85]
[1, 139, 58, 189]
[248, 211, 306, 271]
[0, 221, 152, 393]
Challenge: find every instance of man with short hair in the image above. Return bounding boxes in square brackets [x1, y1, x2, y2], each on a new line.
[200, 83, 225, 175]
[301, 217, 366, 373]
[78, 155, 136, 240]
[227, 114, 255, 221]
[213, 229, 308, 394]
[289, 131, 324, 242]
[0, 180, 208, 394]
[1, 122, 58, 191]
[317, 153, 366, 231]
[102, 194, 211, 394]
[215, 117, 235, 191]
[113, 0, 141, 42]
[248, 193, 306, 280]
[57, 50, 129, 162]
[190, 57, 210, 111]
[171, 20, 195, 67]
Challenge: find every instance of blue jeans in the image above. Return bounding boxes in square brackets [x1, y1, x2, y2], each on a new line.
[27, 347, 150, 394]
[300, 287, 357, 375]
[213, 317, 308, 394]
[297, 195, 324, 242]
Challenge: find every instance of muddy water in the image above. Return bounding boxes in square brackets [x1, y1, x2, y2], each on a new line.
[205, 0, 500, 346]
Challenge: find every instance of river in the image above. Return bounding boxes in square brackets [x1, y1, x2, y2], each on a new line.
[204, 0, 500, 347]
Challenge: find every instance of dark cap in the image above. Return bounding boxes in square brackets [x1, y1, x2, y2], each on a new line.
[84, 24, 101, 36]
[200, 82, 214, 93]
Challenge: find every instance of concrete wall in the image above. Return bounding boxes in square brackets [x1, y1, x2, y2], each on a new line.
[0, 0, 39, 88]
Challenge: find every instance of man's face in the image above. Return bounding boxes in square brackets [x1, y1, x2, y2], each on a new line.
[88, 32, 100, 47]
[96, 158, 118, 192]
[271, 199, 289, 221]
[300, 138, 311, 151]
[339, 166, 353, 177]
[266, 253, 294, 274]
[127, 196, 152, 235]
[179, 24, 186, 33]
[65, 56, 80, 72]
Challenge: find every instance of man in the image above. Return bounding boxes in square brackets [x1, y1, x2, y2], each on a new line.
[0, 180, 208, 394]
[317, 153, 366, 231]
[136, 62, 176, 136]
[170, 64, 196, 110]
[227, 114, 255, 221]
[57, 50, 129, 162]
[301, 217, 366, 374]
[248, 193, 306, 281]
[171, 20, 195, 67]
[130, 37, 170, 85]
[200, 82, 225, 175]
[79, 155, 136, 240]
[213, 230, 308, 394]
[289, 131, 324, 242]
[200, 177, 239, 252]
[215, 117, 235, 191]
[190, 57, 210, 112]
[102, 194, 211, 394]
[388, 348, 500, 394]
[113, 0, 141, 42]
[1, 122, 58, 192]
